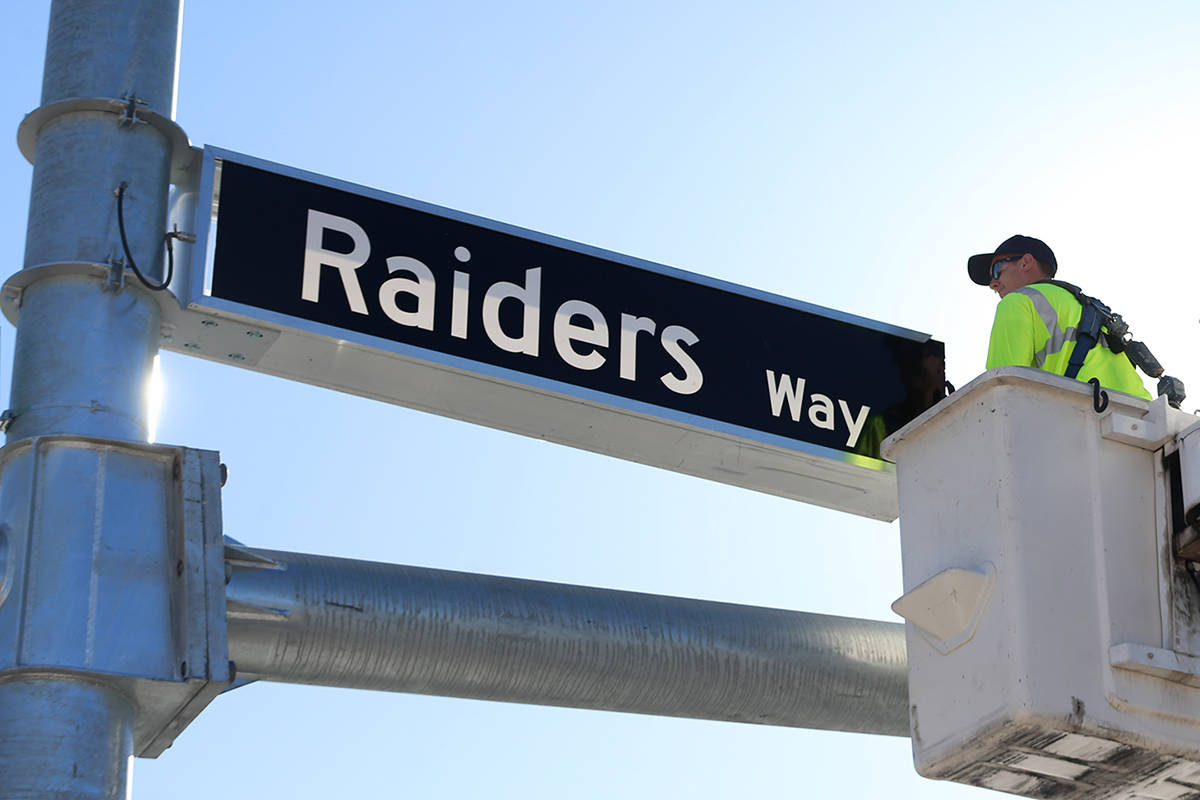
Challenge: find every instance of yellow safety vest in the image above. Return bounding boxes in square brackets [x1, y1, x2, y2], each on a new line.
[985, 283, 1152, 400]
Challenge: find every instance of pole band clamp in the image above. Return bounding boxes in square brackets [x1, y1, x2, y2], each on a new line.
[17, 97, 197, 184]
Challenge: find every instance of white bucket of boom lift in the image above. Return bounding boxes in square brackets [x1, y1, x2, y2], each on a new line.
[884, 367, 1200, 799]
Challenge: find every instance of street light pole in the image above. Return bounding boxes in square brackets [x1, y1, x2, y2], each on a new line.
[0, 2, 198, 796]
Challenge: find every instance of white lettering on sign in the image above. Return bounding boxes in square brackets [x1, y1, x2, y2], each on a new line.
[378, 256, 436, 330]
[450, 248, 471, 340]
[300, 210, 703, 396]
[302, 210, 371, 314]
[482, 268, 542, 356]
[764, 370, 871, 448]
[618, 314, 656, 381]
[554, 299, 608, 371]
[660, 325, 703, 395]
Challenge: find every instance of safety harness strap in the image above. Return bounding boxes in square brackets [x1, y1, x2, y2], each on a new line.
[1031, 280, 1110, 381]
[1067, 302, 1101, 380]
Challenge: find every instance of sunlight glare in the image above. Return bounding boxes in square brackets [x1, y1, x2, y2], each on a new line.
[146, 354, 164, 444]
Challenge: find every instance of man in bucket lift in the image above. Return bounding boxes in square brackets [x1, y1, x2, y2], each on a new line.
[968, 234, 1156, 402]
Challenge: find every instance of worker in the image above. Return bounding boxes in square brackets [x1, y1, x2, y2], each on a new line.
[967, 234, 1151, 400]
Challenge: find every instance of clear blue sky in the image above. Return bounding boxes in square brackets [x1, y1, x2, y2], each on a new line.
[3, 2, 1199, 798]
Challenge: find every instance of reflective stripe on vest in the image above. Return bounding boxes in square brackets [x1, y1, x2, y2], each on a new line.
[1014, 287, 1072, 368]
[1013, 285, 1109, 369]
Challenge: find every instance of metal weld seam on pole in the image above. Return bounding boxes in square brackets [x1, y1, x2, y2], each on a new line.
[226, 548, 911, 737]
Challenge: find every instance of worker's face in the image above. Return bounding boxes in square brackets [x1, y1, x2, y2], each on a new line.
[988, 253, 1035, 297]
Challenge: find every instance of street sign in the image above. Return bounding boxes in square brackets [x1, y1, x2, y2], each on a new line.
[170, 147, 945, 520]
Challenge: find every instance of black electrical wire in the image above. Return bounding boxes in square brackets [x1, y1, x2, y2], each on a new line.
[115, 181, 175, 291]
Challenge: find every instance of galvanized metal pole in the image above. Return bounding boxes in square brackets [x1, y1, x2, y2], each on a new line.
[13, 0, 180, 442]
[226, 546, 911, 737]
[2, 1, 183, 796]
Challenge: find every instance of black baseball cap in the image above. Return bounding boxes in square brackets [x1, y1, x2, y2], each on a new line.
[967, 235, 1057, 285]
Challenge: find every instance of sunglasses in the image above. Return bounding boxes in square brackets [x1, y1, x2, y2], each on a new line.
[990, 255, 1022, 281]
